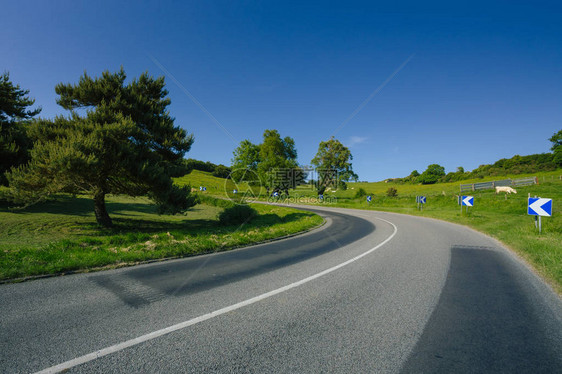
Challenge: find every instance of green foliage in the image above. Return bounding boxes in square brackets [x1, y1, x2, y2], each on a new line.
[258, 129, 299, 190]
[218, 204, 257, 226]
[183, 158, 231, 177]
[386, 187, 398, 197]
[419, 164, 446, 184]
[311, 137, 358, 191]
[231, 139, 261, 181]
[0, 72, 41, 185]
[551, 130, 562, 167]
[554, 147, 562, 167]
[354, 187, 367, 198]
[197, 194, 236, 208]
[231, 130, 300, 190]
[212, 164, 231, 178]
[550, 129, 562, 151]
[468, 153, 556, 178]
[6, 68, 195, 226]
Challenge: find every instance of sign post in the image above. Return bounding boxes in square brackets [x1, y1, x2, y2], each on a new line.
[416, 196, 426, 211]
[461, 196, 473, 215]
[527, 197, 552, 234]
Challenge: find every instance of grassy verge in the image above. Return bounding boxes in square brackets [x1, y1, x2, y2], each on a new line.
[0, 195, 323, 281]
[278, 170, 562, 294]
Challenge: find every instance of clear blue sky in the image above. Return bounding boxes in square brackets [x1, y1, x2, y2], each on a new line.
[3, 1, 561, 181]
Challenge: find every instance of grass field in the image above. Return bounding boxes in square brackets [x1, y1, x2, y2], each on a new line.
[0, 194, 323, 281]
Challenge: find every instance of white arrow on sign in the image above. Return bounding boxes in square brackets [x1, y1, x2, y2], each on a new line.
[462, 196, 473, 206]
[529, 198, 552, 217]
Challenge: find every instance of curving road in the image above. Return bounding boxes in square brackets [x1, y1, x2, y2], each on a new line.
[1, 206, 561, 373]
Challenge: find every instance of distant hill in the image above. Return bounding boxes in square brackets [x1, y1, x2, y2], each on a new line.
[444, 153, 558, 182]
[395, 152, 559, 185]
[183, 158, 231, 179]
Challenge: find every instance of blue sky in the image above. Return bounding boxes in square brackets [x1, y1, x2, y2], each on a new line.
[2, 1, 561, 181]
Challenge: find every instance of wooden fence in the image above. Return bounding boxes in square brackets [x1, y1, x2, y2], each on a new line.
[460, 176, 537, 192]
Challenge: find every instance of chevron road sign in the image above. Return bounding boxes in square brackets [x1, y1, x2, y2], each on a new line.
[416, 196, 426, 204]
[528, 198, 552, 217]
[367, 195, 372, 202]
[461, 196, 474, 207]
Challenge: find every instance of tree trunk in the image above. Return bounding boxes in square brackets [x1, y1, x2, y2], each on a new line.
[94, 190, 112, 227]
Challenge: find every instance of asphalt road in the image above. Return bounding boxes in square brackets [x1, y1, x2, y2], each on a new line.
[1, 206, 561, 373]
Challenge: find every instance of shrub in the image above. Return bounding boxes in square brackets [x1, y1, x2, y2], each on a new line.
[198, 194, 236, 209]
[354, 188, 367, 198]
[218, 204, 257, 225]
[419, 164, 446, 184]
[386, 187, 398, 197]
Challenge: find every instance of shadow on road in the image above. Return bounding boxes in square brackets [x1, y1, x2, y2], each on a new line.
[400, 245, 561, 373]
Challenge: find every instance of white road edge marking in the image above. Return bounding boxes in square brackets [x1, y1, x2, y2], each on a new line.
[35, 217, 398, 374]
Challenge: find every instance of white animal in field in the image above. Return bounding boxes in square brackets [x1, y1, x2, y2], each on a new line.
[495, 186, 517, 194]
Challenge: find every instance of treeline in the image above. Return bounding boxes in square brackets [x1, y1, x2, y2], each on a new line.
[230, 130, 357, 194]
[394, 149, 561, 185]
[183, 158, 231, 178]
[443, 153, 558, 182]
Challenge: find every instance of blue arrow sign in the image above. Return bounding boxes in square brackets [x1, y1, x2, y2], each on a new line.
[273, 191, 279, 197]
[528, 198, 552, 217]
[417, 196, 426, 204]
[233, 189, 237, 194]
[461, 196, 474, 207]
[318, 194, 324, 200]
[367, 195, 372, 202]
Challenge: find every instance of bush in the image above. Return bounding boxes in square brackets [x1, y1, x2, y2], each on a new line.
[386, 187, 398, 197]
[218, 204, 257, 225]
[212, 164, 232, 179]
[198, 194, 236, 209]
[354, 188, 367, 199]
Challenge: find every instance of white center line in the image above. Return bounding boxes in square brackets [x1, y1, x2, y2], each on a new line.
[35, 217, 398, 374]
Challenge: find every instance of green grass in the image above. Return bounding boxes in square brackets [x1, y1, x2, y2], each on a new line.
[174, 170, 267, 202]
[0, 194, 323, 281]
[278, 169, 562, 294]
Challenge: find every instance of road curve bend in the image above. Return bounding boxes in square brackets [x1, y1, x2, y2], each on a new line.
[0, 206, 560, 373]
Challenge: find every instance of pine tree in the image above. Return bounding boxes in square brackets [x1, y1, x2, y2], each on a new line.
[7, 68, 196, 227]
[0, 72, 41, 185]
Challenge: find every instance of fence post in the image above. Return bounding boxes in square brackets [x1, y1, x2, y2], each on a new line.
[472, 184, 475, 191]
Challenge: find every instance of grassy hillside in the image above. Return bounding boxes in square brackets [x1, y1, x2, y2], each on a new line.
[174, 169, 241, 195]
[174, 169, 263, 202]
